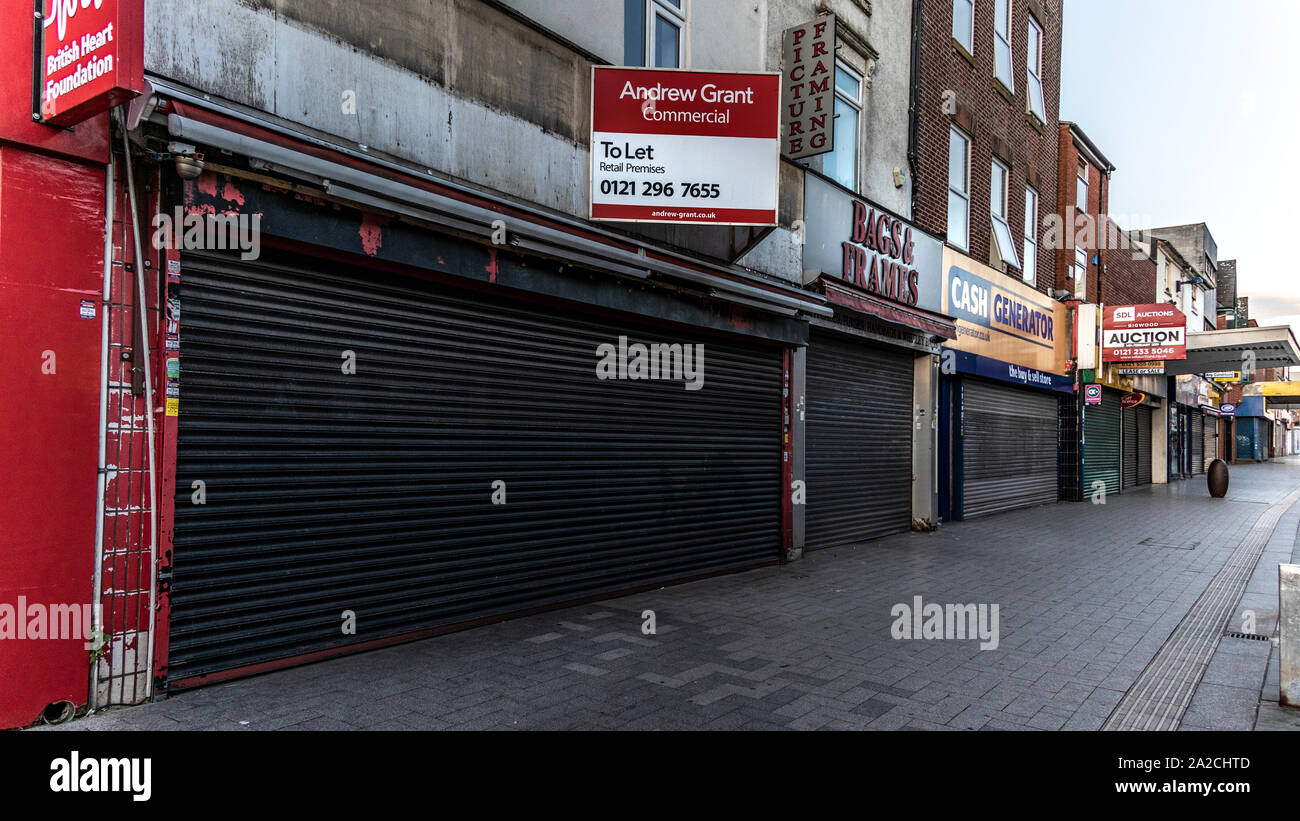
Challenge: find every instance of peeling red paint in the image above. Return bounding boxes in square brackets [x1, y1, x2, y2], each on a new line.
[486, 248, 498, 283]
[196, 172, 218, 197]
[729, 307, 753, 331]
[359, 213, 384, 256]
[219, 180, 246, 205]
[436, 257, 445, 266]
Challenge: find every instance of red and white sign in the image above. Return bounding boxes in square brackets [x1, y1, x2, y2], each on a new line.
[35, 0, 144, 127]
[1102, 303, 1187, 362]
[589, 66, 779, 225]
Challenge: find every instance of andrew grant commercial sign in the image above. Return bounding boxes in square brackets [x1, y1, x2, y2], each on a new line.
[589, 66, 779, 226]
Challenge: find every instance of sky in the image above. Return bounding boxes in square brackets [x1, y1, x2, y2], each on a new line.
[1060, 0, 1300, 332]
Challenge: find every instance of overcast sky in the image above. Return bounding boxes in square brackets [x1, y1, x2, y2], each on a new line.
[1060, 0, 1299, 331]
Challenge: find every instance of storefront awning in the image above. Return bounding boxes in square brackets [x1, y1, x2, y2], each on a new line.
[1244, 381, 1300, 409]
[820, 279, 958, 340]
[148, 77, 833, 322]
[1162, 325, 1300, 375]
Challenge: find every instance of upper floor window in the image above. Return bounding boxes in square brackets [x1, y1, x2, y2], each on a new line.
[1076, 163, 1089, 213]
[990, 159, 1020, 269]
[1073, 247, 1088, 298]
[625, 0, 684, 68]
[824, 61, 862, 191]
[1026, 17, 1045, 122]
[994, 0, 1014, 91]
[953, 0, 975, 54]
[1023, 186, 1038, 284]
[948, 127, 971, 251]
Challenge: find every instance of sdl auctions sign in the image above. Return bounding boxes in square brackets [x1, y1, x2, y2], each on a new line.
[590, 66, 779, 225]
[1102, 304, 1187, 363]
[35, 0, 144, 126]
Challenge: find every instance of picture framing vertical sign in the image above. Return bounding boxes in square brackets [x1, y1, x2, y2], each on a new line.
[33, 0, 144, 127]
[590, 66, 780, 225]
[781, 14, 835, 160]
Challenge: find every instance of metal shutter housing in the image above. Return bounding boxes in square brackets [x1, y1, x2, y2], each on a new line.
[960, 380, 1058, 518]
[168, 254, 783, 683]
[804, 330, 914, 548]
[1084, 392, 1121, 498]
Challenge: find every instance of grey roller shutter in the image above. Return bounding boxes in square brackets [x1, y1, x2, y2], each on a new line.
[804, 330, 913, 548]
[960, 380, 1058, 518]
[169, 252, 783, 684]
[1203, 414, 1218, 470]
[1122, 405, 1139, 489]
[1083, 392, 1121, 498]
[1136, 406, 1152, 485]
[1190, 412, 1204, 474]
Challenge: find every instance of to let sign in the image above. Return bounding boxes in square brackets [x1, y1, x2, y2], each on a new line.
[35, 0, 144, 126]
[780, 15, 835, 160]
[589, 66, 779, 225]
[1102, 304, 1187, 363]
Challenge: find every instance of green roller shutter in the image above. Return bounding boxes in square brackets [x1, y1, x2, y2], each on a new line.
[1084, 390, 1121, 498]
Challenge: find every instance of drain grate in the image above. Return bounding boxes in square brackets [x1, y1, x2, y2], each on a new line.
[1137, 537, 1200, 550]
[1223, 631, 1270, 641]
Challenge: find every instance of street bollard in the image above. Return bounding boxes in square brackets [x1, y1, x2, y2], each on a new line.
[1207, 458, 1229, 498]
[1283, 564, 1300, 707]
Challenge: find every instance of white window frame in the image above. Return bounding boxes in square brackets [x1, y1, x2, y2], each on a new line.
[824, 58, 863, 191]
[994, 0, 1014, 92]
[1022, 186, 1038, 284]
[647, 0, 685, 68]
[1076, 164, 1089, 213]
[953, 0, 975, 54]
[947, 126, 971, 251]
[1026, 16, 1045, 122]
[989, 159, 1020, 269]
[1074, 246, 1088, 298]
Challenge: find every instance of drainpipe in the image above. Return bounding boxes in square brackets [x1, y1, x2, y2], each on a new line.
[117, 108, 160, 700]
[907, 0, 923, 220]
[89, 147, 115, 711]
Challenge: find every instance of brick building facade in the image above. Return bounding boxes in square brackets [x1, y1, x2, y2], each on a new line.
[913, 0, 1063, 295]
[1054, 122, 1113, 304]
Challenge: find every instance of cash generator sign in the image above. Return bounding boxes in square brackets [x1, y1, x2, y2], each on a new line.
[589, 66, 779, 225]
[1102, 304, 1187, 362]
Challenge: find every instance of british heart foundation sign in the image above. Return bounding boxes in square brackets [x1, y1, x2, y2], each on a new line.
[35, 0, 144, 127]
[589, 66, 780, 225]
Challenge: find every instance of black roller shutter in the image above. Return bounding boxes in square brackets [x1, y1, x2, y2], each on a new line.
[1190, 412, 1204, 474]
[805, 330, 913, 548]
[1084, 392, 1121, 497]
[169, 253, 783, 683]
[1136, 406, 1152, 485]
[960, 380, 1058, 518]
[1122, 405, 1139, 489]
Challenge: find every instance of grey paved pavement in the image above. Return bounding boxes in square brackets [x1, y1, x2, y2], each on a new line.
[40, 458, 1300, 731]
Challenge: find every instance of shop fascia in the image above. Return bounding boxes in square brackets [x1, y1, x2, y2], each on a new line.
[802, 173, 945, 315]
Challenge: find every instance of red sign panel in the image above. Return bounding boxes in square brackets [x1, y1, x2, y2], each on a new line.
[1120, 392, 1146, 409]
[1102, 303, 1187, 363]
[589, 67, 779, 225]
[36, 0, 144, 127]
